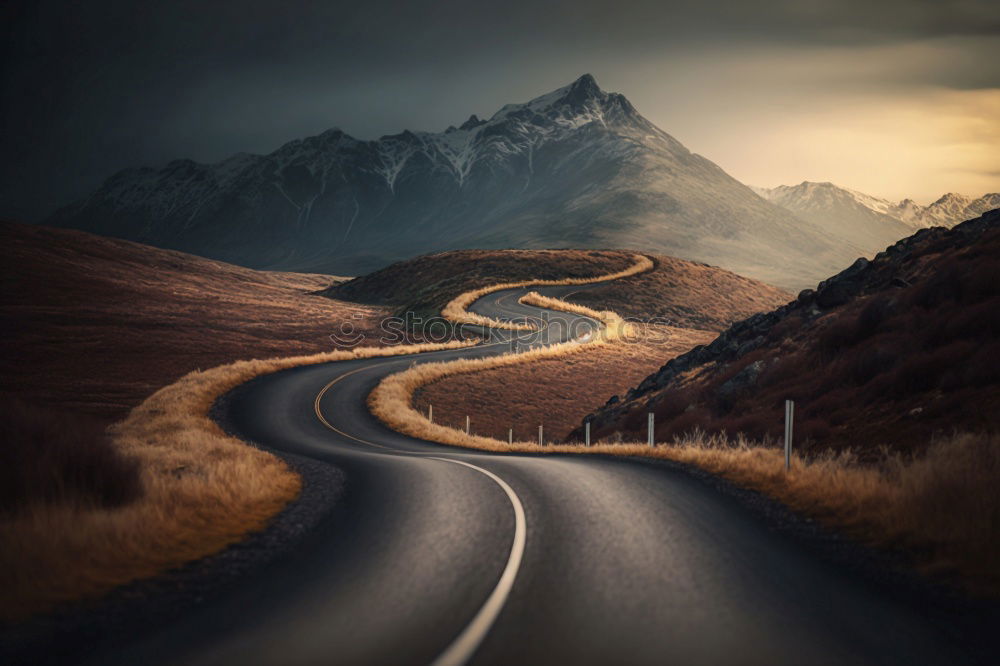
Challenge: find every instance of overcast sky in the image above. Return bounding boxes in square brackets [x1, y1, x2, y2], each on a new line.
[2, 0, 998, 220]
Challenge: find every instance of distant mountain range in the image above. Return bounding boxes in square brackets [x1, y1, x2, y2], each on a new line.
[753, 181, 999, 235]
[49, 75, 950, 289]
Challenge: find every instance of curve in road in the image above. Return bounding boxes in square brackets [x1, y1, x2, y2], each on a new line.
[90, 282, 991, 666]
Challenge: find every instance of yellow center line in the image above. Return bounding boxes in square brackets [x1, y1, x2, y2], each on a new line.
[309, 339, 528, 666]
[311, 341, 507, 453]
[313, 361, 401, 452]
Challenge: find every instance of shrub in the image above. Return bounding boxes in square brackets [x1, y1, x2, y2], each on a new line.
[936, 299, 1000, 343]
[845, 344, 900, 386]
[886, 340, 978, 397]
[960, 340, 1000, 388]
[817, 314, 861, 355]
[855, 296, 893, 340]
[658, 407, 713, 441]
[766, 314, 803, 343]
[798, 418, 832, 445]
[757, 352, 806, 388]
[715, 412, 773, 441]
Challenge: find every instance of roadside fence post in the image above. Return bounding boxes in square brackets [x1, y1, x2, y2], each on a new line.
[465, 415, 470, 435]
[508, 428, 513, 446]
[428, 404, 433, 423]
[784, 399, 794, 470]
[647, 412, 655, 447]
[585, 421, 591, 447]
[538, 425, 544, 447]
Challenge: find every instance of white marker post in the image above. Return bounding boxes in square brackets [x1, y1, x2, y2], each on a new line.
[647, 412, 655, 447]
[538, 425, 544, 447]
[465, 415, 470, 435]
[784, 399, 795, 470]
[585, 421, 591, 447]
[508, 428, 513, 446]
[428, 404, 433, 423]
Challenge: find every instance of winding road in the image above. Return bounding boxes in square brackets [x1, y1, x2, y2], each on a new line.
[95, 283, 991, 665]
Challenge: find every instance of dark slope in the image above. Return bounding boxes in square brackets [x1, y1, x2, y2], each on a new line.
[572, 209, 1000, 454]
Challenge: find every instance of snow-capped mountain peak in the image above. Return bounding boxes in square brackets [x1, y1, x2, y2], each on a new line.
[487, 73, 638, 131]
[758, 181, 1000, 232]
[49, 75, 923, 289]
[758, 181, 894, 216]
[458, 115, 485, 131]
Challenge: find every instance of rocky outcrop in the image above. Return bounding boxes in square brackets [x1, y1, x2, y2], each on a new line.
[575, 208, 1000, 440]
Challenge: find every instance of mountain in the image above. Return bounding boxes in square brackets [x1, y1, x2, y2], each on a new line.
[52, 75, 875, 289]
[902, 192, 1000, 228]
[751, 181, 913, 253]
[572, 209, 1000, 453]
[757, 182, 1000, 232]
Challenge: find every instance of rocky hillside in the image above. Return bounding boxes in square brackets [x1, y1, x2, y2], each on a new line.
[572, 209, 1000, 455]
[50, 75, 863, 290]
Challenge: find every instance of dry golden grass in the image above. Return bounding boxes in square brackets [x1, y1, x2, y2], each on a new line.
[370, 294, 632, 448]
[0, 227, 647, 620]
[374, 290, 1000, 594]
[440, 254, 653, 330]
[567, 254, 792, 330]
[383, 383, 1000, 595]
[517, 290, 618, 321]
[0, 338, 475, 621]
[620, 431, 1000, 593]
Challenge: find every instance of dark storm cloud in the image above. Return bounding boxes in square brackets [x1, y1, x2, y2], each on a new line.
[2, 0, 998, 219]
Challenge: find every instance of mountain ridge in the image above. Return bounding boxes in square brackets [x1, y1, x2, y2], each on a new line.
[755, 181, 1000, 232]
[50, 75, 889, 289]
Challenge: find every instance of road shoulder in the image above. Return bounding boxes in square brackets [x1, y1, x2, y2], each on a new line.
[0, 434, 344, 666]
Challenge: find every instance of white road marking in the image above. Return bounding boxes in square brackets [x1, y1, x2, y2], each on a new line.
[306, 274, 645, 662]
[311, 342, 528, 665]
[311, 287, 593, 663]
[427, 457, 527, 666]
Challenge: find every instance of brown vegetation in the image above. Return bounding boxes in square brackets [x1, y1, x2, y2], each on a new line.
[411, 255, 785, 443]
[415, 325, 713, 441]
[1, 401, 141, 515]
[368, 295, 631, 451]
[373, 219, 1000, 593]
[0, 339, 475, 621]
[623, 431, 1000, 593]
[0, 222, 390, 423]
[583, 215, 1000, 456]
[326, 248, 642, 321]
[566, 254, 791, 330]
[388, 383, 1000, 593]
[439, 254, 653, 330]
[0, 221, 480, 620]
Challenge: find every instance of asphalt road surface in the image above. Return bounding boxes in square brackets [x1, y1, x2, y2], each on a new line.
[89, 284, 993, 665]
